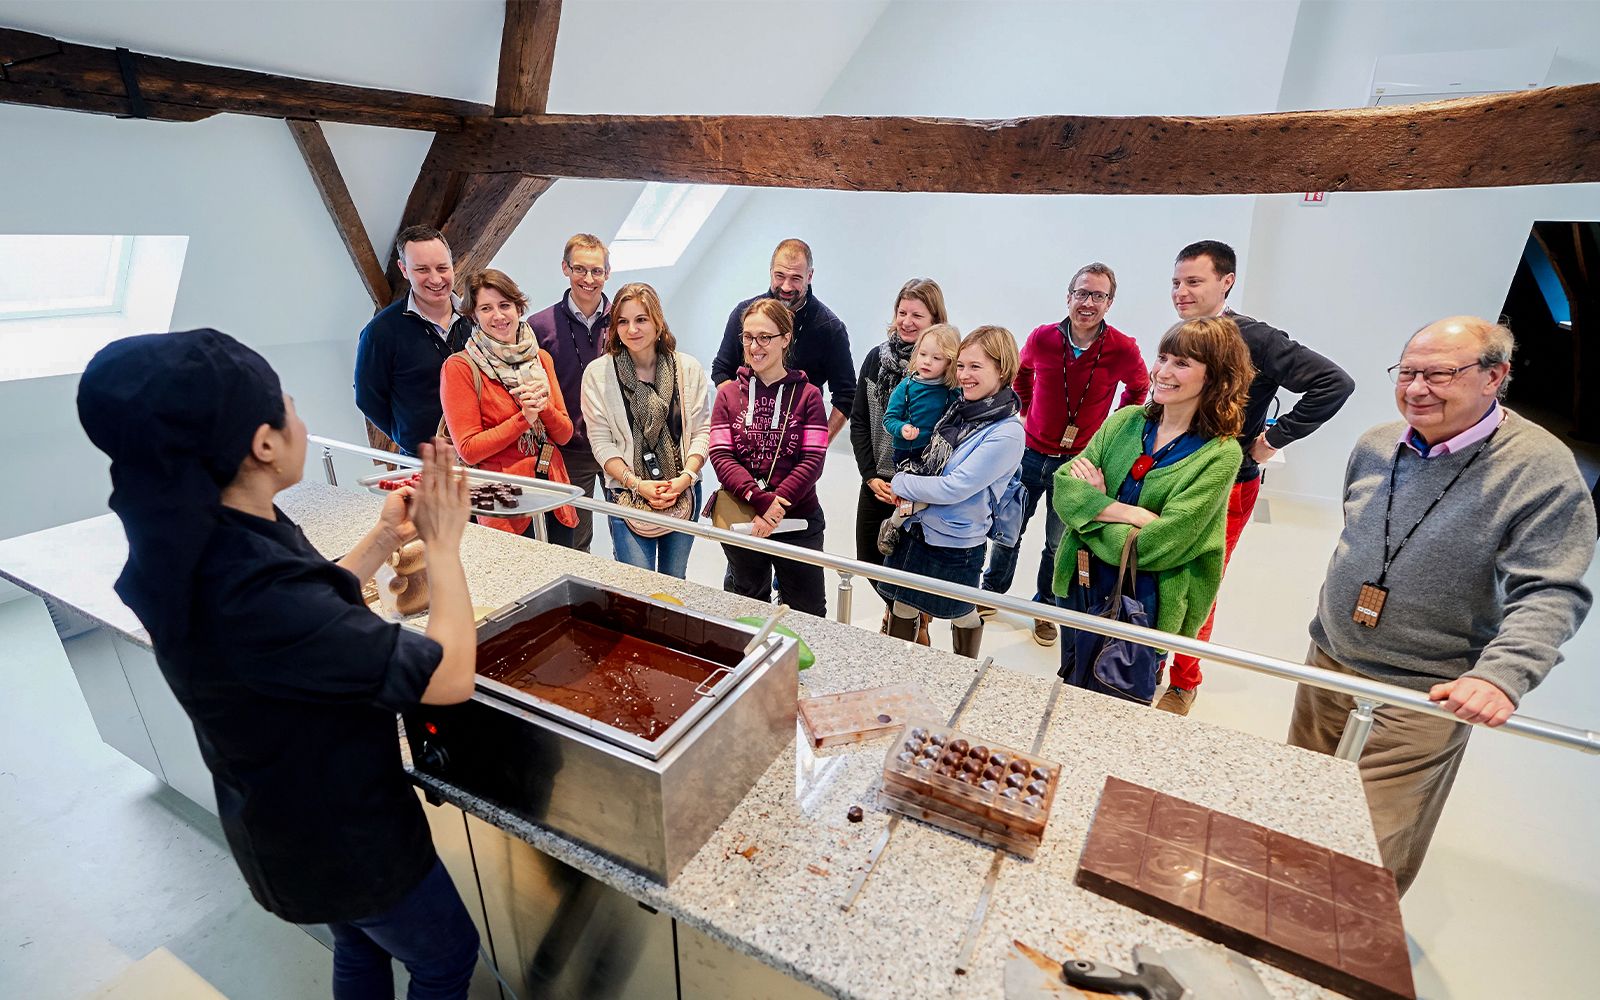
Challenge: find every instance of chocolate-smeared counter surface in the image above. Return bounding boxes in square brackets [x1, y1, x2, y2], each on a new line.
[1076, 776, 1414, 1000]
[475, 607, 718, 741]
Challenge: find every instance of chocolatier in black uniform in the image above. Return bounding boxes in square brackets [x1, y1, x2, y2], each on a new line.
[78, 329, 481, 1000]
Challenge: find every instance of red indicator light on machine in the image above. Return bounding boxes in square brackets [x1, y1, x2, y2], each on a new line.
[425, 723, 438, 735]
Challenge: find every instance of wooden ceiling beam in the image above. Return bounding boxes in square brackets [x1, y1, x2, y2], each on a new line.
[495, 0, 562, 116]
[430, 83, 1600, 195]
[442, 173, 555, 280]
[287, 120, 391, 310]
[0, 26, 488, 130]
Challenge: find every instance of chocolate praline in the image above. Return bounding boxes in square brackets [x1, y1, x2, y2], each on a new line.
[978, 779, 998, 792]
[1021, 794, 1043, 808]
[847, 805, 864, 823]
[929, 733, 947, 746]
[1031, 766, 1050, 781]
[941, 751, 962, 767]
[989, 752, 1009, 768]
[910, 727, 928, 740]
[896, 750, 915, 764]
[922, 745, 940, 759]
[1025, 780, 1047, 796]
[903, 739, 922, 753]
[949, 738, 970, 756]
[1008, 759, 1029, 774]
[1000, 787, 1021, 799]
[1006, 773, 1025, 789]
[982, 765, 1003, 781]
[960, 759, 980, 774]
[915, 758, 935, 770]
[969, 745, 989, 760]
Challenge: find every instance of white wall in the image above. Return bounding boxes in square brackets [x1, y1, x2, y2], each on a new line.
[1245, 0, 1600, 500]
[0, 102, 380, 539]
[667, 0, 1302, 407]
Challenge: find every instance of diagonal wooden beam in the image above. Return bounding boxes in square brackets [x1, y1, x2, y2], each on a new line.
[287, 120, 390, 309]
[430, 83, 1600, 195]
[442, 172, 555, 279]
[0, 26, 488, 130]
[496, 0, 563, 116]
[383, 136, 469, 298]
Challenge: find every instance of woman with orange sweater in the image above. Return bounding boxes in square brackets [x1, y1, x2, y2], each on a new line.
[441, 269, 578, 542]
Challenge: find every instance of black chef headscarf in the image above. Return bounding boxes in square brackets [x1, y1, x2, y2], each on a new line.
[77, 329, 286, 652]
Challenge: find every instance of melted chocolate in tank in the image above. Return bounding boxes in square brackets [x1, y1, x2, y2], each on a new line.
[476, 608, 719, 741]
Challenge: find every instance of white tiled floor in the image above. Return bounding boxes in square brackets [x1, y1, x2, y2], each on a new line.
[4, 438, 1597, 998]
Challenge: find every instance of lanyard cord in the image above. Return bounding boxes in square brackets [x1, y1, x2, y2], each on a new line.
[1061, 324, 1107, 426]
[1378, 432, 1496, 585]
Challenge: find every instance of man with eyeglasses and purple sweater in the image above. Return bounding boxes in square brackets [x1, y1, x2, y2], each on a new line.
[1294, 316, 1594, 895]
[528, 234, 612, 552]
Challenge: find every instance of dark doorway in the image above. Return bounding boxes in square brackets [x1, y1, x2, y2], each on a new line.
[1499, 221, 1600, 491]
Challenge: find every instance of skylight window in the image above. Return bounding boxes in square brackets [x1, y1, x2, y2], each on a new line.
[609, 183, 728, 271]
[0, 235, 188, 381]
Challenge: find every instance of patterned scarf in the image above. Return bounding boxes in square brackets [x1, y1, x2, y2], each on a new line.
[615, 348, 683, 481]
[864, 333, 918, 478]
[465, 320, 548, 455]
[910, 387, 1022, 477]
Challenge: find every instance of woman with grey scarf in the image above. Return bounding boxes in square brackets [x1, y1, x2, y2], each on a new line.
[581, 282, 712, 578]
[849, 279, 948, 637]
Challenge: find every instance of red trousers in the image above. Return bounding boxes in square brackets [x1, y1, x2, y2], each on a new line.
[1168, 476, 1259, 690]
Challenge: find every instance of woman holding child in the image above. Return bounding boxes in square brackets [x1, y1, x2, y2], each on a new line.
[706, 299, 830, 616]
[877, 326, 1026, 658]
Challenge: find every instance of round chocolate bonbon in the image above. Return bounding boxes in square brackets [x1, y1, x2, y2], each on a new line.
[1006, 773, 1025, 789]
[1008, 759, 1029, 774]
[847, 805, 864, 823]
[960, 759, 980, 774]
[896, 750, 915, 764]
[922, 745, 940, 759]
[1000, 787, 1021, 799]
[982, 765, 1003, 781]
[989, 752, 1009, 768]
[916, 758, 935, 770]
[969, 745, 989, 760]
[929, 733, 946, 746]
[949, 739, 970, 756]
[1025, 780, 1047, 796]
[910, 727, 928, 740]
[1021, 794, 1043, 808]
[978, 779, 998, 792]
[1031, 766, 1050, 782]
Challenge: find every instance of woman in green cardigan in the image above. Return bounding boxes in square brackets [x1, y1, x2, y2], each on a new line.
[1051, 315, 1253, 707]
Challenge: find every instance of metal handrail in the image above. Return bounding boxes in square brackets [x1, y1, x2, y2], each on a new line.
[311, 434, 1600, 759]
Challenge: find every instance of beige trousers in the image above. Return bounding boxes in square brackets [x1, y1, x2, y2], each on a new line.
[1287, 643, 1471, 896]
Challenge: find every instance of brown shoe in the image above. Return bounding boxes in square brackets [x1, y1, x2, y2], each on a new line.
[1154, 686, 1197, 716]
[1032, 619, 1058, 646]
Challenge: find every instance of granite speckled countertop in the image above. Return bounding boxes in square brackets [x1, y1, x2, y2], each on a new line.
[1, 481, 1375, 999]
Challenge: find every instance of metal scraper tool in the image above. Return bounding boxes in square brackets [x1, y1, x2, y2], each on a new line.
[1004, 940, 1270, 1000]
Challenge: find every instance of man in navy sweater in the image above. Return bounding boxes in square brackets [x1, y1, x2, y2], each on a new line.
[710, 238, 856, 441]
[353, 226, 472, 456]
[1162, 239, 1355, 715]
[528, 233, 612, 552]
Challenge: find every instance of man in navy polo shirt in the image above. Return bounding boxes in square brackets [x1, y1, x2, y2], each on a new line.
[711, 238, 855, 441]
[354, 226, 472, 456]
[528, 233, 612, 552]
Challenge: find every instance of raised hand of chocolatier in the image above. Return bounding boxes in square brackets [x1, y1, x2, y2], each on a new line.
[412, 438, 470, 548]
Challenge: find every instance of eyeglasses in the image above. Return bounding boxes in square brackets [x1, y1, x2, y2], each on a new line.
[565, 265, 607, 279]
[741, 333, 786, 348]
[1387, 362, 1485, 387]
[1068, 289, 1111, 304]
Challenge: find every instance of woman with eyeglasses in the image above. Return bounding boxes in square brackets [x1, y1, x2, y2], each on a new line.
[1051, 315, 1252, 703]
[580, 282, 711, 578]
[706, 299, 830, 616]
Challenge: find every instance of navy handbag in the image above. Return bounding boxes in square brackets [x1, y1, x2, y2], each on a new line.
[1059, 529, 1163, 704]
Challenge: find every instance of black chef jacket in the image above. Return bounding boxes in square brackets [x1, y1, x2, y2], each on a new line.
[157, 506, 445, 924]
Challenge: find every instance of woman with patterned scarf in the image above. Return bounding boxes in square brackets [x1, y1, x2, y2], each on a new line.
[581, 282, 712, 578]
[441, 269, 578, 541]
[849, 279, 948, 641]
[878, 326, 1026, 659]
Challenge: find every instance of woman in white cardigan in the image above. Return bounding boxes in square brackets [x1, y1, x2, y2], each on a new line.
[580, 282, 712, 578]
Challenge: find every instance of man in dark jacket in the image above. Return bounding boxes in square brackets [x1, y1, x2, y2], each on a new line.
[528, 233, 612, 552]
[710, 238, 855, 441]
[353, 226, 472, 456]
[1161, 239, 1356, 715]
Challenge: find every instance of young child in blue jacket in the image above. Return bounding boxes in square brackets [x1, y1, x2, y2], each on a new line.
[879, 324, 961, 549]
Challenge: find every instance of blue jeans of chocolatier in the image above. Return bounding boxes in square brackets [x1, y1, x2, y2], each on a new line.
[606, 484, 702, 579]
[980, 447, 1069, 605]
[324, 859, 480, 1000]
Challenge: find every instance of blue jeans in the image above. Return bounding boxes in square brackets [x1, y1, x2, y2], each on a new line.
[981, 447, 1068, 603]
[325, 858, 479, 1000]
[606, 484, 701, 579]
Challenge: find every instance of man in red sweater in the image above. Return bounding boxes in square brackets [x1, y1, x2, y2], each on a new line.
[979, 263, 1149, 645]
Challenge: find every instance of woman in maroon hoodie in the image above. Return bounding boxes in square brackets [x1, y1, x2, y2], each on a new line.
[707, 298, 830, 617]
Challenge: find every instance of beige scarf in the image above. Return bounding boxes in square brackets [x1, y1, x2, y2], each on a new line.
[466, 321, 548, 455]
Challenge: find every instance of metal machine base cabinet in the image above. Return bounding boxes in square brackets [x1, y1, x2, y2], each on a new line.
[426, 800, 823, 1000]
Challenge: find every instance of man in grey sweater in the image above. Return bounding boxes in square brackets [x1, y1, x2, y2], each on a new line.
[1293, 316, 1595, 895]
